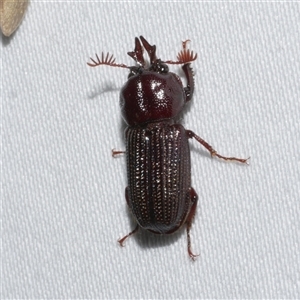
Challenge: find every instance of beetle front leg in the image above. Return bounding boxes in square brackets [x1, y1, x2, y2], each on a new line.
[186, 187, 199, 260]
[118, 187, 139, 247]
[182, 63, 195, 102]
[186, 130, 249, 164]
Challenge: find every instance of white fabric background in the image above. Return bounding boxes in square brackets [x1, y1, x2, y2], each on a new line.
[2, 1, 299, 299]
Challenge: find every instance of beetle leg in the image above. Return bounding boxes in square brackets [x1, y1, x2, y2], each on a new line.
[118, 187, 139, 247]
[118, 224, 139, 247]
[186, 187, 199, 260]
[182, 63, 195, 103]
[112, 149, 126, 157]
[186, 130, 250, 164]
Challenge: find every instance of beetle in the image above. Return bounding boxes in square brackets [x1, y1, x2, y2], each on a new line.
[88, 36, 249, 259]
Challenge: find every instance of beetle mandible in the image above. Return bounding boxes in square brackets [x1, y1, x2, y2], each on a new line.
[88, 36, 249, 260]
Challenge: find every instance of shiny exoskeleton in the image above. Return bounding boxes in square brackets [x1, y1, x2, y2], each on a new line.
[88, 36, 249, 260]
[126, 124, 193, 234]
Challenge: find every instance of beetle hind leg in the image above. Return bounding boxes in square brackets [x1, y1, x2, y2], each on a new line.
[118, 187, 139, 247]
[186, 187, 199, 260]
[118, 224, 139, 247]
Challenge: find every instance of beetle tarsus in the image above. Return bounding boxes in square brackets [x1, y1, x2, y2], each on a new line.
[187, 224, 199, 261]
[186, 188, 199, 260]
[188, 248, 199, 261]
[186, 130, 249, 164]
[118, 225, 139, 247]
[211, 152, 250, 164]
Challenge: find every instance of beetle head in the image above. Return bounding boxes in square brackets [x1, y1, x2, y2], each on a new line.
[87, 36, 197, 126]
[126, 36, 169, 76]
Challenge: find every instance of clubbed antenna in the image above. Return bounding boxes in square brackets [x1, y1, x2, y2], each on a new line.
[87, 52, 129, 68]
[164, 40, 197, 65]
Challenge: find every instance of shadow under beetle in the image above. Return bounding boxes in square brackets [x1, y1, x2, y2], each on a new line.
[88, 36, 249, 260]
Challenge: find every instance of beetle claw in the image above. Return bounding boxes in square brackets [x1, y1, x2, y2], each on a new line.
[118, 238, 126, 247]
[188, 250, 200, 261]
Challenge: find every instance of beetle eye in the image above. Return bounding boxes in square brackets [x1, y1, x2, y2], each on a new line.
[158, 63, 169, 74]
[149, 61, 169, 74]
[128, 66, 143, 78]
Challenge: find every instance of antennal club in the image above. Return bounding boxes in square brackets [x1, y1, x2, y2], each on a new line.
[164, 40, 197, 65]
[87, 52, 129, 68]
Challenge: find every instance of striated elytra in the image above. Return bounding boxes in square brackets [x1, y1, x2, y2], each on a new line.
[88, 36, 249, 260]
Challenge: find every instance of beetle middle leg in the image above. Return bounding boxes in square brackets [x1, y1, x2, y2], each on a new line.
[186, 130, 250, 164]
[186, 187, 199, 260]
[112, 149, 125, 157]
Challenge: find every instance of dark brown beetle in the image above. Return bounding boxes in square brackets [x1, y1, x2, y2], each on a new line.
[88, 36, 249, 259]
